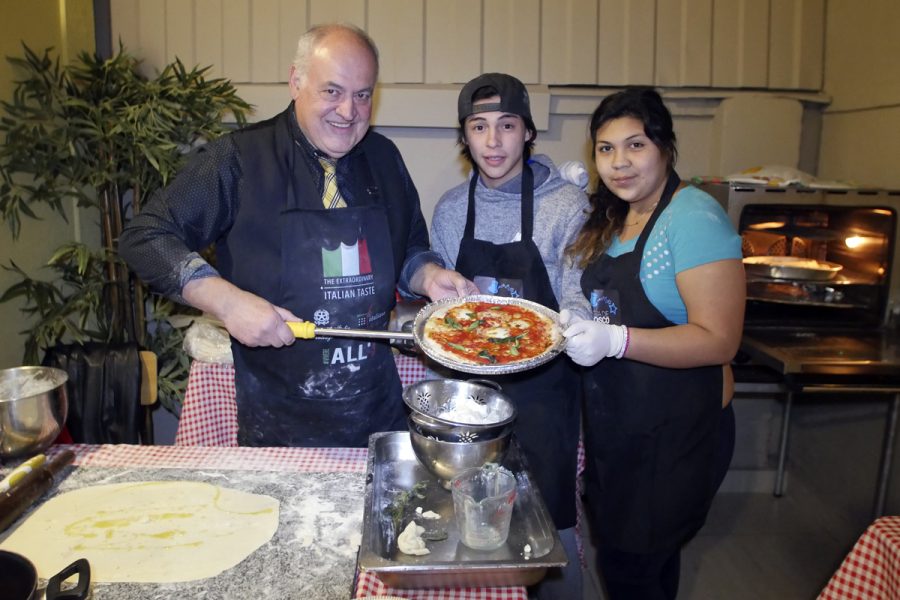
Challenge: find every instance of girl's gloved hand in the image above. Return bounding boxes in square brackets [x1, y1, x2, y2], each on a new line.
[559, 309, 626, 367]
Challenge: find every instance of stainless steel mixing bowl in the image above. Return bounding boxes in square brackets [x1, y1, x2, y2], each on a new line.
[408, 412, 515, 443]
[403, 378, 516, 439]
[408, 423, 511, 487]
[0, 366, 68, 459]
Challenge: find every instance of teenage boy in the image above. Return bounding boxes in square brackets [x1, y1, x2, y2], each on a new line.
[430, 73, 590, 599]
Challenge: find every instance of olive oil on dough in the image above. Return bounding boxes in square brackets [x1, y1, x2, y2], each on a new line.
[0, 480, 279, 582]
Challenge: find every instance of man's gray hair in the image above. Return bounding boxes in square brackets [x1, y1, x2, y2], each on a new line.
[292, 23, 380, 83]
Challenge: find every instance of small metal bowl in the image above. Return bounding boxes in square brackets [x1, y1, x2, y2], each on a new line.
[408, 426, 511, 487]
[0, 366, 68, 459]
[403, 378, 516, 435]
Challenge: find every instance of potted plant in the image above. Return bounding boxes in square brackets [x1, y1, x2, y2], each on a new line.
[0, 44, 251, 415]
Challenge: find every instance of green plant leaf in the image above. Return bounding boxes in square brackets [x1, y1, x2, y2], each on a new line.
[0, 43, 251, 416]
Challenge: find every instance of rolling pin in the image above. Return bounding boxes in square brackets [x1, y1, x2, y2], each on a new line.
[0, 450, 75, 533]
[0, 453, 46, 493]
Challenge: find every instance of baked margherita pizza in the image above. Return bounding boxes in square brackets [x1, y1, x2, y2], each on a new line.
[421, 300, 560, 367]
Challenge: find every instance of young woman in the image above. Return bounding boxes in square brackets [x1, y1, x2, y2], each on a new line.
[562, 87, 745, 599]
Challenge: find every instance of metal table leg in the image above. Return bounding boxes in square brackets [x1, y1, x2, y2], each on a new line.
[774, 391, 794, 497]
[873, 392, 900, 518]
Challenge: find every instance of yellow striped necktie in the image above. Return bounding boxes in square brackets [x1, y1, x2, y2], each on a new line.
[318, 157, 347, 209]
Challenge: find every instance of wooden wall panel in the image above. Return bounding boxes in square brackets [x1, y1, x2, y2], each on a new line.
[309, 0, 365, 28]
[769, 0, 823, 90]
[540, 0, 598, 84]
[250, 0, 280, 82]
[277, 0, 307, 80]
[369, 0, 424, 83]
[165, 0, 195, 67]
[196, 0, 224, 78]
[655, 0, 712, 87]
[597, 0, 656, 85]
[424, 0, 480, 84]
[136, 0, 167, 72]
[110, 0, 826, 91]
[110, 0, 139, 54]
[712, 0, 769, 88]
[795, 0, 824, 90]
[222, 0, 250, 82]
[482, 0, 540, 84]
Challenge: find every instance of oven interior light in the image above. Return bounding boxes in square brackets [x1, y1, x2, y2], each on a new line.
[844, 235, 883, 249]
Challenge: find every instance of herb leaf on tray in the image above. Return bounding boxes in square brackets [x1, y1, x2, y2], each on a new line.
[385, 481, 428, 547]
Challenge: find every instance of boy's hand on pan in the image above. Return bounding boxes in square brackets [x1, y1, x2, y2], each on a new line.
[412, 263, 478, 300]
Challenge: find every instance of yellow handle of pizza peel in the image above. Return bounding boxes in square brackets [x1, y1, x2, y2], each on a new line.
[287, 321, 316, 339]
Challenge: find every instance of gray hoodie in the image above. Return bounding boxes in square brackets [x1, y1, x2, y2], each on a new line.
[430, 154, 591, 316]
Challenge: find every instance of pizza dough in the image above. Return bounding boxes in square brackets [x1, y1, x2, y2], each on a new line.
[397, 520, 430, 555]
[0, 481, 279, 582]
[421, 300, 560, 367]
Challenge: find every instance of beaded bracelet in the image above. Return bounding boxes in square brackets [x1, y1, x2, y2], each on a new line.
[615, 325, 630, 359]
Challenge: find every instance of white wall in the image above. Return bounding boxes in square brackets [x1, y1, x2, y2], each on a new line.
[818, 0, 900, 189]
[376, 89, 819, 227]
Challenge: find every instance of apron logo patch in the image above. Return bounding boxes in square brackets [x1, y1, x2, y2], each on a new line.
[322, 344, 371, 365]
[322, 238, 372, 277]
[320, 238, 377, 301]
[313, 309, 330, 326]
[590, 289, 619, 324]
[474, 276, 523, 298]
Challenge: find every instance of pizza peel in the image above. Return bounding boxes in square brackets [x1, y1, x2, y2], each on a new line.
[287, 295, 566, 375]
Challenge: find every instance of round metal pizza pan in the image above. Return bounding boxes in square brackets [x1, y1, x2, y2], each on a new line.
[410, 294, 566, 376]
[743, 256, 843, 281]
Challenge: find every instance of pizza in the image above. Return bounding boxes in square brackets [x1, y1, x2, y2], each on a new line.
[421, 300, 561, 367]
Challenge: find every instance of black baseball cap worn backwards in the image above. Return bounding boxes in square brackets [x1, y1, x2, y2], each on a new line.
[457, 73, 532, 124]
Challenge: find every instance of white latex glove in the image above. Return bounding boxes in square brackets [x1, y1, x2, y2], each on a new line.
[557, 160, 589, 191]
[561, 312, 627, 367]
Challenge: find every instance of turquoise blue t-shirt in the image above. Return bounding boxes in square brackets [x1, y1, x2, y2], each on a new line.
[606, 185, 742, 324]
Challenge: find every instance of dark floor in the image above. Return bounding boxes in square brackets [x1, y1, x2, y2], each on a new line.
[582, 397, 900, 599]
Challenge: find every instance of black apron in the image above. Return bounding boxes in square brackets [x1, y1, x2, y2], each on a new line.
[452, 165, 581, 529]
[232, 149, 405, 448]
[580, 171, 722, 553]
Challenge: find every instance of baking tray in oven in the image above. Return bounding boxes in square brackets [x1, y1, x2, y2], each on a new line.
[358, 431, 567, 589]
[743, 256, 843, 281]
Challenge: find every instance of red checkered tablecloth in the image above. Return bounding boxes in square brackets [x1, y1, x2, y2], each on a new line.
[175, 361, 240, 446]
[819, 516, 900, 600]
[47, 443, 367, 472]
[354, 574, 527, 600]
[175, 353, 430, 446]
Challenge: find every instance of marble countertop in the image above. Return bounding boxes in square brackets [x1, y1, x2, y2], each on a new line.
[3, 463, 366, 600]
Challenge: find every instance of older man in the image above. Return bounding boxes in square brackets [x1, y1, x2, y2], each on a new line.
[120, 24, 475, 447]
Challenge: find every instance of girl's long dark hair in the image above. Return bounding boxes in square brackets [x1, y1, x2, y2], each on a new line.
[567, 87, 678, 268]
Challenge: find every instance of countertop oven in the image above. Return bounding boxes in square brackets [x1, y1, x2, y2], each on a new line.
[699, 183, 900, 516]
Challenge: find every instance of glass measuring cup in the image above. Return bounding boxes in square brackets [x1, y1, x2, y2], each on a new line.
[450, 463, 517, 551]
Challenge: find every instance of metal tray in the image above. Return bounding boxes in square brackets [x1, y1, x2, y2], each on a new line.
[743, 256, 843, 281]
[412, 295, 566, 376]
[358, 432, 567, 589]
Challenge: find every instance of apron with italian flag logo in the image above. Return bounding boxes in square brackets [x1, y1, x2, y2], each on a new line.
[232, 152, 404, 448]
